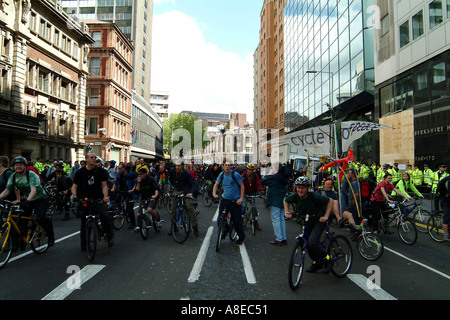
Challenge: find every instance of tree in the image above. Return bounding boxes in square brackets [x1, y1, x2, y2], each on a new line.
[163, 113, 208, 156]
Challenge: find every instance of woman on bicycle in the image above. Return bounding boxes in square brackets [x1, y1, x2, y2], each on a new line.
[370, 173, 412, 234]
[283, 176, 334, 274]
[391, 172, 424, 201]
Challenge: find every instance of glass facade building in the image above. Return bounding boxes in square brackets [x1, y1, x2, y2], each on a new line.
[283, 0, 375, 135]
[62, 0, 133, 39]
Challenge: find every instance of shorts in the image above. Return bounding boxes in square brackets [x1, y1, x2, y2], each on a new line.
[146, 198, 157, 210]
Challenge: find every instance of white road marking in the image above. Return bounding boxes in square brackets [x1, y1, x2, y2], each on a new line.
[348, 274, 397, 300]
[10, 231, 80, 263]
[239, 243, 257, 284]
[188, 226, 214, 283]
[42, 264, 106, 300]
[385, 246, 450, 281]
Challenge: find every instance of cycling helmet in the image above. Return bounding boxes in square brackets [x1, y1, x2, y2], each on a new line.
[246, 163, 256, 170]
[294, 176, 311, 186]
[12, 156, 27, 166]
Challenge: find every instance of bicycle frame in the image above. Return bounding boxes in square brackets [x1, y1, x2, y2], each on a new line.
[0, 202, 43, 248]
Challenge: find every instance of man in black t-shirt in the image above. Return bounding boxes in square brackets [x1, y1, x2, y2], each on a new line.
[72, 152, 113, 249]
[135, 168, 161, 229]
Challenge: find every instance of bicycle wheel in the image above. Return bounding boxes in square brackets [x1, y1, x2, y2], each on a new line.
[251, 207, 257, 236]
[172, 210, 190, 243]
[202, 192, 213, 207]
[288, 239, 306, 290]
[427, 215, 446, 243]
[86, 220, 97, 262]
[152, 213, 162, 233]
[0, 224, 12, 269]
[112, 206, 125, 230]
[139, 214, 151, 240]
[397, 218, 417, 245]
[413, 209, 432, 233]
[328, 235, 353, 278]
[216, 215, 226, 252]
[30, 223, 49, 254]
[356, 233, 383, 261]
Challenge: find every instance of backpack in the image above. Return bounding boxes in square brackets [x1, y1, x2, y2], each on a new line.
[359, 178, 376, 202]
[12, 169, 50, 196]
[437, 176, 450, 198]
[218, 170, 239, 187]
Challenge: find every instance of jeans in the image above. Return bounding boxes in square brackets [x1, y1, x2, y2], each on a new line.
[219, 199, 245, 242]
[270, 206, 286, 242]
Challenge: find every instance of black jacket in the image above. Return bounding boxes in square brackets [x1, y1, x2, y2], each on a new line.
[169, 168, 196, 194]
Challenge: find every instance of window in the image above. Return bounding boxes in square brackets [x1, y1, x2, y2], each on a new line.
[430, 0, 443, 30]
[38, 70, 49, 92]
[399, 20, 410, 48]
[88, 87, 99, 106]
[88, 117, 98, 135]
[92, 32, 102, 48]
[432, 62, 446, 84]
[416, 70, 428, 90]
[380, 14, 389, 36]
[412, 10, 424, 40]
[89, 58, 100, 76]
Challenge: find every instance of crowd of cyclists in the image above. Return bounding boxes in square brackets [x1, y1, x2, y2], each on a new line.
[0, 152, 449, 260]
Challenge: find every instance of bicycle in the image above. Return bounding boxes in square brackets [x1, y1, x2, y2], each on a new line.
[378, 200, 418, 245]
[171, 194, 192, 244]
[406, 197, 432, 233]
[288, 214, 353, 291]
[243, 194, 261, 236]
[157, 183, 169, 210]
[109, 191, 130, 230]
[426, 210, 445, 243]
[78, 198, 114, 262]
[0, 200, 49, 269]
[216, 202, 238, 252]
[132, 199, 163, 240]
[346, 219, 384, 261]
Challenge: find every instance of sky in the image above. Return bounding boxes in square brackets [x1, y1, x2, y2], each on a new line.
[150, 0, 263, 122]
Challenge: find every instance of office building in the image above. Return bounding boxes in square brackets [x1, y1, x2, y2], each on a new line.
[0, 0, 94, 162]
[374, 0, 450, 168]
[62, 0, 154, 103]
[150, 90, 169, 121]
[283, 0, 377, 161]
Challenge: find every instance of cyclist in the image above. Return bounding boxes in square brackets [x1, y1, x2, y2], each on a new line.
[283, 176, 334, 273]
[370, 173, 412, 234]
[72, 152, 113, 250]
[169, 160, 199, 236]
[111, 162, 138, 229]
[54, 169, 73, 221]
[391, 172, 424, 201]
[205, 163, 221, 199]
[135, 168, 161, 230]
[0, 156, 55, 248]
[213, 161, 245, 246]
[241, 163, 264, 231]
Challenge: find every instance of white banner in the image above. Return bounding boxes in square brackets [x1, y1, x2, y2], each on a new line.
[282, 125, 331, 156]
[341, 121, 392, 152]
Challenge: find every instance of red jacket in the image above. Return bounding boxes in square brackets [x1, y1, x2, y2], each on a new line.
[241, 172, 263, 194]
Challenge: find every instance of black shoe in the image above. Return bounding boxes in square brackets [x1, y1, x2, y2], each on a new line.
[234, 239, 244, 246]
